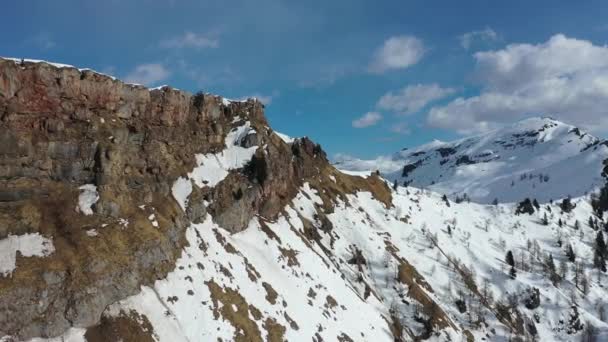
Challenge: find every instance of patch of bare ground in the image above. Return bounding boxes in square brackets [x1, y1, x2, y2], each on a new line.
[263, 317, 286, 342]
[85, 310, 157, 342]
[262, 281, 279, 305]
[206, 280, 263, 342]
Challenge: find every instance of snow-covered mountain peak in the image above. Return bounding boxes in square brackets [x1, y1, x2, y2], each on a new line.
[336, 117, 608, 204]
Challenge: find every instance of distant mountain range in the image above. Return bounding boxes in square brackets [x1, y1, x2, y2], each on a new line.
[335, 117, 608, 203]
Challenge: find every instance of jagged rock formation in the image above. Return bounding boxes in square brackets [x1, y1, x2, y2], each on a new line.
[0, 58, 356, 339]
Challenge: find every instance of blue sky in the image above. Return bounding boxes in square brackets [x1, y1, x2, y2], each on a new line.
[2, 0, 608, 158]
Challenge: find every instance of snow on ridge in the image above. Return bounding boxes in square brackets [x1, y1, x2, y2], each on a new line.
[171, 121, 258, 212]
[3, 58, 270, 111]
[76, 184, 99, 216]
[335, 169, 374, 177]
[171, 177, 193, 212]
[333, 153, 403, 174]
[2, 57, 118, 81]
[274, 131, 294, 144]
[187, 121, 257, 188]
[0, 233, 55, 277]
[338, 117, 608, 204]
[2, 57, 75, 69]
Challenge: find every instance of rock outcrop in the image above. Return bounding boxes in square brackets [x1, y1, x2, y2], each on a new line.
[0, 58, 346, 339]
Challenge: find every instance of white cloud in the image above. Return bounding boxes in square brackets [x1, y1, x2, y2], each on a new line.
[125, 63, 171, 86]
[26, 32, 56, 50]
[352, 112, 382, 128]
[160, 31, 219, 49]
[390, 122, 411, 135]
[377, 84, 455, 115]
[237, 91, 279, 105]
[298, 64, 352, 88]
[459, 27, 497, 50]
[428, 34, 608, 134]
[369, 35, 425, 74]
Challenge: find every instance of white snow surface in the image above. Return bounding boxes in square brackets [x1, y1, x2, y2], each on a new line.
[171, 121, 258, 211]
[188, 121, 257, 188]
[171, 177, 192, 212]
[76, 184, 99, 216]
[335, 117, 608, 203]
[26, 328, 86, 342]
[0, 233, 55, 277]
[18, 178, 608, 341]
[45, 183, 608, 342]
[274, 131, 295, 143]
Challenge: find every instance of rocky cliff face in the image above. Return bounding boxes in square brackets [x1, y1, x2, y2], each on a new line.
[0, 58, 372, 339]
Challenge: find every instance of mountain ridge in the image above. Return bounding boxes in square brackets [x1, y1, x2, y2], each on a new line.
[335, 117, 608, 204]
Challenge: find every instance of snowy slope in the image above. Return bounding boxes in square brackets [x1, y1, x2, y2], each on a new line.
[32, 175, 608, 342]
[335, 117, 608, 204]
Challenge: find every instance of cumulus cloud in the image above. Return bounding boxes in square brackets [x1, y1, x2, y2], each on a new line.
[160, 31, 219, 49]
[125, 63, 170, 86]
[352, 112, 382, 128]
[458, 27, 497, 50]
[428, 34, 608, 134]
[369, 35, 425, 73]
[377, 84, 455, 115]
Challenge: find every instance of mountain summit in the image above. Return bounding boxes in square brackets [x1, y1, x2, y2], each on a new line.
[336, 117, 608, 203]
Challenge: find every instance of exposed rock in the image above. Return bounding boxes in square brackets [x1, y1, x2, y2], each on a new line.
[0, 58, 393, 340]
[0, 58, 302, 339]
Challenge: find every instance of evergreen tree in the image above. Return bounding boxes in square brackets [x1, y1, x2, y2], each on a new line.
[509, 266, 517, 279]
[574, 262, 583, 289]
[392, 180, 398, 191]
[589, 216, 597, 230]
[546, 254, 560, 285]
[558, 218, 563, 227]
[442, 194, 450, 207]
[594, 231, 607, 273]
[594, 248, 606, 272]
[492, 198, 498, 206]
[533, 198, 540, 210]
[596, 231, 607, 258]
[566, 244, 576, 263]
[506, 250, 515, 267]
[516, 198, 535, 215]
[542, 213, 549, 226]
[581, 271, 590, 295]
[559, 259, 569, 279]
[561, 197, 575, 213]
[506, 250, 516, 279]
[574, 220, 581, 230]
